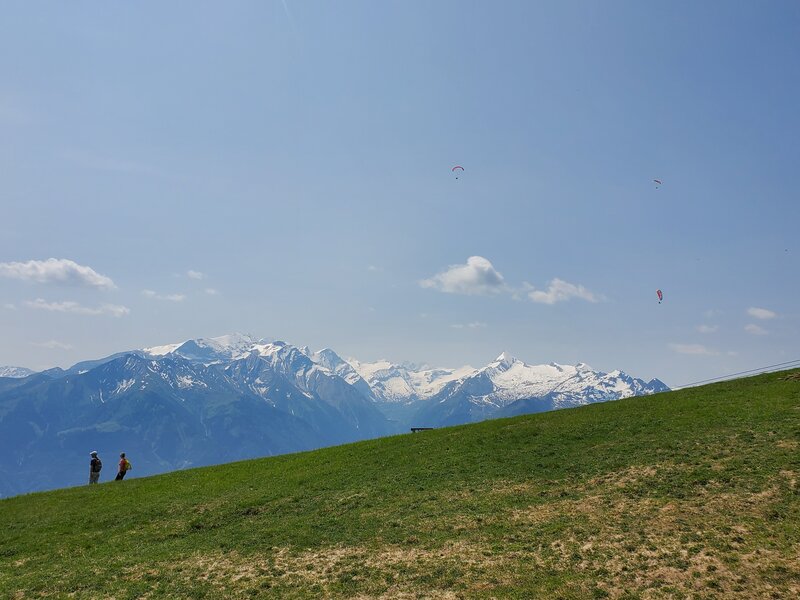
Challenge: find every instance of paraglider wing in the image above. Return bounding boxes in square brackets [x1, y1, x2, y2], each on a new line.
[654, 179, 662, 185]
[657, 289, 663, 304]
[452, 165, 464, 172]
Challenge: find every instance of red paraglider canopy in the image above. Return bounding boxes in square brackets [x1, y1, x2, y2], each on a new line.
[657, 289, 663, 304]
[452, 166, 464, 172]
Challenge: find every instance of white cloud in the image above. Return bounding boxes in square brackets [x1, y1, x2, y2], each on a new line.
[0, 258, 116, 289]
[25, 298, 130, 317]
[527, 278, 601, 305]
[420, 256, 507, 296]
[669, 343, 719, 356]
[367, 265, 383, 272]
[141, 290, 186, 302]
[744, 323, 768, 336]
[696, 325, 719, 334]
[747, 307, 776, 320]
[204, 288, 219, 296]
[451, 321, 487, 329]
[31, 340, 73, 350]
[3, 303, 16, 310]
[187, 270, 205, 280]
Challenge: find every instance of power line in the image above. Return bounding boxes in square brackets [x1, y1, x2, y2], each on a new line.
[674, 359, 800, 390]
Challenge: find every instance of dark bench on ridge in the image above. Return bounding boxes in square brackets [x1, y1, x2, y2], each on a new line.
[410, 427, 434, 433]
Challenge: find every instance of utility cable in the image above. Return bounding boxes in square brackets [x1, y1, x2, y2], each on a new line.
[674, 358, 800, 390]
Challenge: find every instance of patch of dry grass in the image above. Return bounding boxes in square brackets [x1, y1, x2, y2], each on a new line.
[141, 466, 799, 599]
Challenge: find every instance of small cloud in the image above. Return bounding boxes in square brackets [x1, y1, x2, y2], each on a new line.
[31, 340, 73, 350]
[696, 325, 718, 334]
[141, 290, 186, 302]
[744, 323, 768, 336]
[204, 288, 219, 296]
[25, 298, 130, 317]
[669, 343, 719, 356]
[727, 351, 739, 356]
[747, 307, 776, 320]
[3, 303, 16, 310]
[367, 265, 383, 272]
[527, 278, 601, 305]
[704, 309, 720, 319]
[451, 321, 487, 329]
[187, 270, 205, 280]
[420, 256, 507, 296]
[0, 258, 116, 289]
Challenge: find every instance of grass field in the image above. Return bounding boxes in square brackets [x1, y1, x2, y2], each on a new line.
[1, 370, 799, 598]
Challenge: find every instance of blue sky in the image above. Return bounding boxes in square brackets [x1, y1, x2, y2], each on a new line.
[1, 1, 798, 386]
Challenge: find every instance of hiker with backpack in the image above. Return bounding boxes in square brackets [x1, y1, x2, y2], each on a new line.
[88, 451, 102, 484]
[115, 453, 132, 481]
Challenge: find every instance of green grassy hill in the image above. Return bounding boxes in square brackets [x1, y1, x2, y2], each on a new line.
[1, 371, 799, 598]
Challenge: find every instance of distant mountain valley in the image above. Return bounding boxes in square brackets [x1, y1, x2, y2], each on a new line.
[0, 334, 667, 497]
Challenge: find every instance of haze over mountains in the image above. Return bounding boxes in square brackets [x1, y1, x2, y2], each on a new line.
[0, 334, 667, 497]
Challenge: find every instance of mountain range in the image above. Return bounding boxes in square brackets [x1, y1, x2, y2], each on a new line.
[0, 334, 667, 497]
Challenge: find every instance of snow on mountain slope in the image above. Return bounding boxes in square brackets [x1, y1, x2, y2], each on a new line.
[301, 347, 376, 401]
[459, 351, 667, 407]
[143, 342, 182, 356]
[347, 359, 475, 402]
[51, 335, 668, 413]
[144, 333, 263, 363]
[138, 336, 667, 417]
[413, 351, 670, 427]
[479, 353, 602, 404]
[0, 366, 35, 378]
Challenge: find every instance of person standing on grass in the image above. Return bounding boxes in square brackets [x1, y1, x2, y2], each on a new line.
[115, 452, 132, 481]
[88, 451, 102, 484]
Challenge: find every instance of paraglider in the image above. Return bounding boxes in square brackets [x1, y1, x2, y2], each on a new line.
[657, 289, 663, 304]
[452, 165, 464, 179]
[654, 179, 662, 188]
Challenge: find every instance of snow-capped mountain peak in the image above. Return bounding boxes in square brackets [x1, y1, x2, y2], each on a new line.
[122, 336, 669, 415]
[490, 351, 518, 370]
[143, 342, 182, 356]
[139, 334, 668, 417]
[348, 358, 476, 403]
[412, 355, 669, 427]
[210, 332, 259, 351]
[144, 333, 264, 363]
[0, 366, 36, 378]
